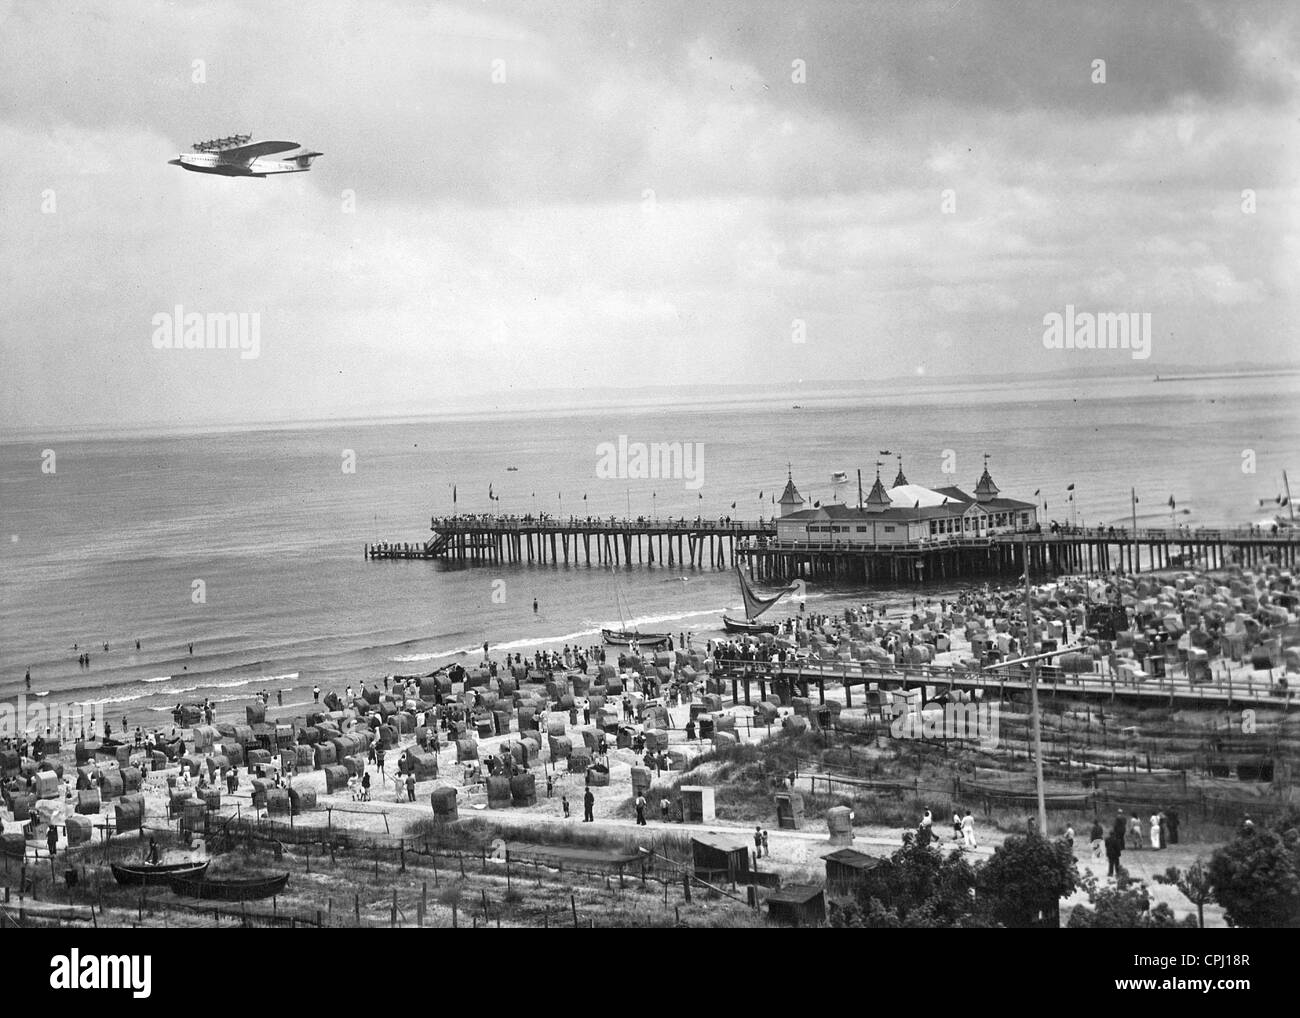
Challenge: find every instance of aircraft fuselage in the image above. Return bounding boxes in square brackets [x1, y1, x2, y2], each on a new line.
[168, 151, 321, 177]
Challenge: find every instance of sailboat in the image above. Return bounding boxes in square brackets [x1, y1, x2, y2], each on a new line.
[601, 567, 672, 648]
[722, 565, 797, 634]
[1277, 471, 1296, 530]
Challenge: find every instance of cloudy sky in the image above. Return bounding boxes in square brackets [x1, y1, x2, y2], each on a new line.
[1, 0, 1296, 432]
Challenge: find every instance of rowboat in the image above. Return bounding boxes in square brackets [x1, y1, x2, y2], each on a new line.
[721, 615, 778, 635]
[601, 628, 671, 649]
[602, 567, 671, 648]
[111, 860, 209, 886]
[166, 870, 289, 901]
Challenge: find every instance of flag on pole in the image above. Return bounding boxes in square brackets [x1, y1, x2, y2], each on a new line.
[1066, 483, 1075, 491]
[730, 502, 736, 509]
[488, 483, 493, 500]
[1033, 489, 1040, 497]
[1168, 496, 1176, 509]
[453, 484, 457, 504]
[699, 492, 704, 499]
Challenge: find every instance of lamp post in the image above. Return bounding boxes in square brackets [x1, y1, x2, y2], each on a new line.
[1023, 534, 1047, 837]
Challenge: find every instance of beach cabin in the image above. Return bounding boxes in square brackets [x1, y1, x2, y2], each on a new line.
[824, 848, 880, 896]
[775, 790, 804, 830]
[765, 884, 826, 927]
[679, 785, 716, 823]
[691, 832, 751, 885]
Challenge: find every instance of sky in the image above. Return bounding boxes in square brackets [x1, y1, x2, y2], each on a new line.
[0, 0, 1297, 433]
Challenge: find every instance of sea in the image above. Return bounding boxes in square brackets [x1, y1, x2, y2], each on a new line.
[2, 372, 1297, 726]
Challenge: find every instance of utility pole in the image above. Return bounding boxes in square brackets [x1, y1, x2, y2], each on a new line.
[1131, 487, 1140, 574]
[1023, 535, 1047, 836]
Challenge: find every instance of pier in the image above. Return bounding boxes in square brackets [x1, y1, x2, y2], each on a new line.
[368, 516, 768, 569]
[366, 516, 1299, 582]
[711, 657, 1294, 712]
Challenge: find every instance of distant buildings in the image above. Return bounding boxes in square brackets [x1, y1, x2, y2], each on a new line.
[774, 460, 1037, 547]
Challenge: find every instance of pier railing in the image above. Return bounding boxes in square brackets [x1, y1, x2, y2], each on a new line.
[712, 655, 1294, 709]
[367, 513, 1299, 578]
[429, 515, 772, 535]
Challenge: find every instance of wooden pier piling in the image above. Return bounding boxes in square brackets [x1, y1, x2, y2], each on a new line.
[365, 517, 1299, 585]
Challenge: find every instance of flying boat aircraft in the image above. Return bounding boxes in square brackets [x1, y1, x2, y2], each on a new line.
[168, 134, 322, 177]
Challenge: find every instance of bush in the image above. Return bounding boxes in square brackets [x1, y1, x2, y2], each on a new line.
[1207, 824, 1300, 928]
[1067, 874, 1197, 928]
[977, 831, 1078, 928]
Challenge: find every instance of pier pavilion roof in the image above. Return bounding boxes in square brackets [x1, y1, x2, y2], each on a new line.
[778, 471, 804, 507]
[781, 479, 1035, 524]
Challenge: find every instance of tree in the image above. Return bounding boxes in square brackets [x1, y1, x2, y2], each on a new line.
[1153, 861, 1215, 929]
[1207, 824, 1300, 928]
[1068, 872, 1197, 928]
[829, 833, 991, 928]
[978, 831, 1078, 928]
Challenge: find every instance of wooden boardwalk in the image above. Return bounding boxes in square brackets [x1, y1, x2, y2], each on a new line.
[712, 658, 1295, 711]
[366, 515, 1300, 583]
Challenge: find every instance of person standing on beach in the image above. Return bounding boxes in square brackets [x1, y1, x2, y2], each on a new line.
[313, 685, 320, 702]
[46, 823, 58, 859]
[583, 787, 594, 822]
[405, 773, 415, 802]
[25, 668, 31, 688]
[754, 826, 763, 858]
[1090, 818, 1104, 861]
[962, 810, 977, 849]
[635, 793, 647, 825]
[562, 794, 570, 818]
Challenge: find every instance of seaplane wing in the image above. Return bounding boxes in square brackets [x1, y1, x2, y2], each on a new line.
[221, 140, 301, 163]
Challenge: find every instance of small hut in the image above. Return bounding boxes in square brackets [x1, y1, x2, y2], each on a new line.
[824, 848, 880, 896]
[691, 832, 751, 884]
[680, 786, 716, 823]
[775, 790, 804, 830]
[765, 884, 826, 927]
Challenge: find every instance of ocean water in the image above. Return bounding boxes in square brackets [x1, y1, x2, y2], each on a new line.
[1, 372, 1296, 721]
